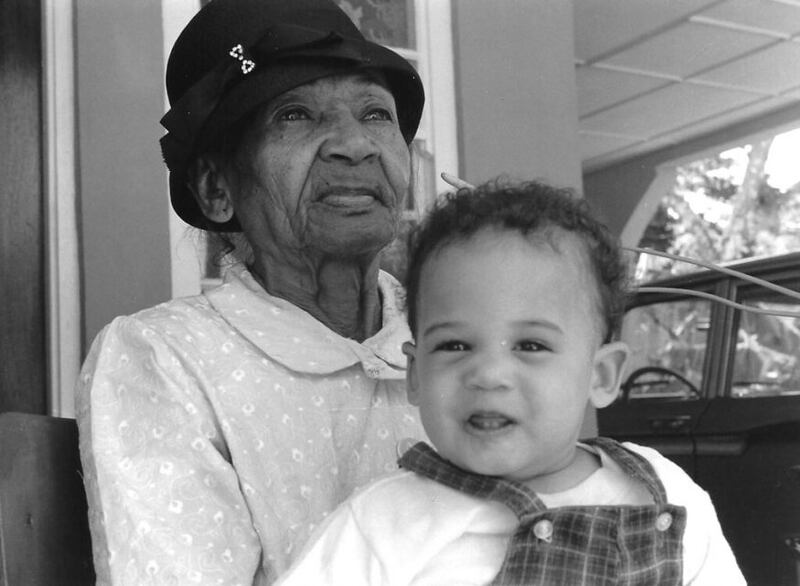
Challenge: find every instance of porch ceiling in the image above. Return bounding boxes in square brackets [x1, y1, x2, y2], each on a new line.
[575, 0, 800, 172]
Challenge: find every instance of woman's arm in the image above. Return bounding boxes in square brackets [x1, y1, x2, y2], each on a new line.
[76, 315, 263, 585]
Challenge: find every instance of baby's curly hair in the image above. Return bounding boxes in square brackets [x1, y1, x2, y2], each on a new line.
[405, 179, 631, 342]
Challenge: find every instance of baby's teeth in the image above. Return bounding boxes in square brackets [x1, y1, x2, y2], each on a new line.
[469, 415, 510, 430]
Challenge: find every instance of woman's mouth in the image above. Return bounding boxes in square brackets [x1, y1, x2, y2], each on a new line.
[318, 186, 383, 208]
[321, 194, 377, 208]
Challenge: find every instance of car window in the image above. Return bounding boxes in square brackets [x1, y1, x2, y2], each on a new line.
[730, 296, 800, 398]
[620, 299, 709, 400]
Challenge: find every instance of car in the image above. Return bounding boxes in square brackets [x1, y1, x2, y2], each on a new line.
[598, 251, 800, 586]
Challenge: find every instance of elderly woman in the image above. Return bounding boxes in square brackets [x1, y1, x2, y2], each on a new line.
[76, 0, 427, 583]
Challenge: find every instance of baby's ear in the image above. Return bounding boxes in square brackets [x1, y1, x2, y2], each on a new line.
[402, 341, 420, 406]
[588, 341, 630, 409]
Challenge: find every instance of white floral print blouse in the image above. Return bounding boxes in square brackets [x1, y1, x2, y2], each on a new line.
[76, 265, 425, 585]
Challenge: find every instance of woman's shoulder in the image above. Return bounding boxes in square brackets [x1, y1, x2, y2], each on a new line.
[125, 291, 205, 316]
[129, 292, 216, 324]
[93, 292, 228, 352]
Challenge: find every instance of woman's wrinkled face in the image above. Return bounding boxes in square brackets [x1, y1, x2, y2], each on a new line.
[226, 73, 411, 262]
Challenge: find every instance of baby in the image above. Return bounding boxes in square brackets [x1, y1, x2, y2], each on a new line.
[276, 180, 745, 585]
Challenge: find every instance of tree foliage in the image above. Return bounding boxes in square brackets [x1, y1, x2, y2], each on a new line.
[638, 138, 800, 281]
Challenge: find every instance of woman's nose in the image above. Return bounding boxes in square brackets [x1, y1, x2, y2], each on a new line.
[465, 350, 514, 392]
[319, 113, 380, 164]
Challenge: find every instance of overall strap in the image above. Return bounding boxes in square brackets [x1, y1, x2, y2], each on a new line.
[398, 442, 547, 517]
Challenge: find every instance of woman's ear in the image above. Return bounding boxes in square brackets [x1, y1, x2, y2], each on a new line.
[588, 341, 630, 409]
[402, 341, 421, 406]
[187, 155, 235, 224]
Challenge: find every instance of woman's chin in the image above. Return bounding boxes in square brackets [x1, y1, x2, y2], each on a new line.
[307, 211, 399, 260]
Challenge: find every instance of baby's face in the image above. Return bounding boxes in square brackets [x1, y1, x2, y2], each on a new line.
[404, 227, 625, 492]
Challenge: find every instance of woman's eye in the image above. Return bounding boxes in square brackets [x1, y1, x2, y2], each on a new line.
[363, 108, 393, 122]
[276, 107, 310, 122]
[515, 340, 547, 352]
[434, 340, 469, 352]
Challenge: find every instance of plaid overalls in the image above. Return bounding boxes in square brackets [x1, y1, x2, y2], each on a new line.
[399, 438, 686, 586]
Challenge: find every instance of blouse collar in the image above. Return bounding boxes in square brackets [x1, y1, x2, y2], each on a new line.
[205, 264, 410, 379]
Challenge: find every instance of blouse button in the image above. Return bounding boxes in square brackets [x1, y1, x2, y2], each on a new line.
[655, 512, 673, 532]
[533, 519, 554, 542]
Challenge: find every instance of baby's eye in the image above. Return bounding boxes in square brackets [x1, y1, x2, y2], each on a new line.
[514, 340, 547, 352]
[363, 107, 393, 122]
[434, 340, 469, 352]
[276, 107, 311, 122]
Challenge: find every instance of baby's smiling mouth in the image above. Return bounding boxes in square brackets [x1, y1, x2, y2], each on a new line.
[466, 412, 515, 432]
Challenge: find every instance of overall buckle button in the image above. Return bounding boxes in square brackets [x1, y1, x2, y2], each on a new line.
[655, 512, 673, 532]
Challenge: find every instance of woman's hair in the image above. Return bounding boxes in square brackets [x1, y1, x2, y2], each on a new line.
[404, 179, 631, 342]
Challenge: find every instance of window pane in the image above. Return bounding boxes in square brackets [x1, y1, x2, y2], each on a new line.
[620, 300, 710, 399]
[409, 139, 434, 212]
[335, 0, 416, 49]
[731, 299, 800, 398]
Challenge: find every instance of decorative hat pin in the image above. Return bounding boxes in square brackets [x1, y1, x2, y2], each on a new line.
[229, 44, 256, 74]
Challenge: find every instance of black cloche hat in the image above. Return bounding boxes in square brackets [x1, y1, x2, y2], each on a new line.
[160, 0, 425, 231]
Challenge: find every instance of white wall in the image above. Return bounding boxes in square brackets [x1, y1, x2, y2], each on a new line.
[75, 0, 173, 348]
[452, 0, 582, 191]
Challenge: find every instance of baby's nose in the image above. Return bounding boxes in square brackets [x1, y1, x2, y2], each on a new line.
[466, 350, 514, 391]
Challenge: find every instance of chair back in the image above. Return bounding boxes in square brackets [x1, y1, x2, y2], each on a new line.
[0, 412, 94, 585]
